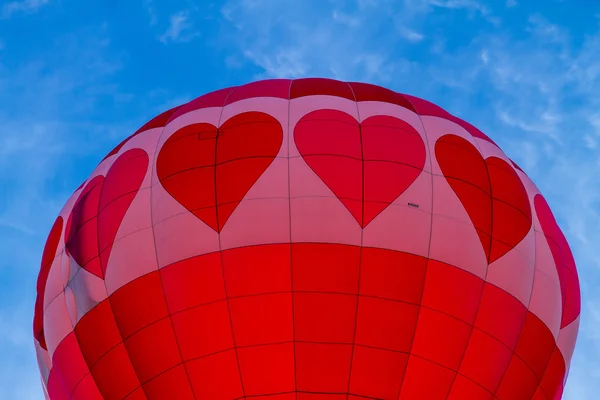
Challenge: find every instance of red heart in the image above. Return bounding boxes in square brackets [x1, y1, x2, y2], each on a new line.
[534, 194, 580, 327]
[294, 110, 426, 228]
[435, 134, 532, 263]
[156, 111, 283, 233]
[65, 149, 149, 279]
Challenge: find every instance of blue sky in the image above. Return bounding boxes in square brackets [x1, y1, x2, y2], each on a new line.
[1, 0, 599, 398]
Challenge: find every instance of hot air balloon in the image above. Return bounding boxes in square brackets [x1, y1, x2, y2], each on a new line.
[34, 78, 580, 400]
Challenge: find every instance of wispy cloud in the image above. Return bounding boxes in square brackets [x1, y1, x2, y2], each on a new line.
[398, 27, 425, 42]
[159, 10, 200, 43]
[332, 10, 361, 28]
[144, 0, 158, 25]
[1, 0, 50, 18]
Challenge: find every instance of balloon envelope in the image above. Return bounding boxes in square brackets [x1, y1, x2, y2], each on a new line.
[34, 78, 580, 400]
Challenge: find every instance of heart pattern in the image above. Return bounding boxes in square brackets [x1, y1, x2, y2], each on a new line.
[294, 110, 426, 228]
[65, 149, 149, 279]
[436, 134, 532, 264]
[156, 111, 283, 233]
[535, 194, 580, 327]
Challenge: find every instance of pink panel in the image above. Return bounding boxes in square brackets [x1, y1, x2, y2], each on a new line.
[221, 198, 290, 249]
[528, 269, 563, 339]
[42, 378, 50, 400]
[43, 292, 74, 359]
[362, 203, 431, 258]
[431, 174, 474, 225]
[67, 268, 107, 324]
[290, 196, 362, 245]
[103, 227, 158, 295]
[219, 155, 288, 249]
[153, 215, 220, 267]
[64, 286, 77, 327]
[362, 171, 432, 257]
[486, 228, 536, 306]
[288, 95, 359, 158]
[354, 101, 432, 173]
[43, 253, 65, 310]
[35, 341, 52, 382]
[150, 171, 202, 225]
[242, 156, 289, 199]
[558, 316, 580, 369]
[112, 187, 152, 242]
[60, 249, 71, 286]
[534, 231, 562, 288]
[429, 215, 488, 279]
[288, 153, 360, 245]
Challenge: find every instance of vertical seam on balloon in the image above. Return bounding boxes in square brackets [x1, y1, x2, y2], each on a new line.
[149, 115, 199, 399]
[440, 120, 494, 397]
[51, 247, 79, 399]
[344, 82, 363, 400]
[492, 192, 541, 397]
[286, 78, 299, 400]
[557, 316, 575, 392]
[493, 189, 545, 397]
[55, 214, 88, 396]
[394, 94, 436, 400]
[213, 85, 248, 398]
[91, 156, 150, 399]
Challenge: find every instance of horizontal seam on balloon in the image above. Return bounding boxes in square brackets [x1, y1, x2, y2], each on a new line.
[236, 390, 385, 400]
[146, 194, 433, 228]
[69, 289, 533, 374]
[435, 177, 533, 222]
[53, 241, 528, 310]
[41, 233, 535, 317]
[76, 338, 503, 399]
[156, 159, 427, 185]
[52, 286, 551, 397]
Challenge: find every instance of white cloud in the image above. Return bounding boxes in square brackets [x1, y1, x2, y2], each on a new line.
[1, 0, 50, 18]
[159, 10, 200, 43]
[144, 0, 158, 25]
[332, 10, 361, 28]
[243, 48, 309, 78]
[398, 27, 425, 42]
[425, 0, 488, 14]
